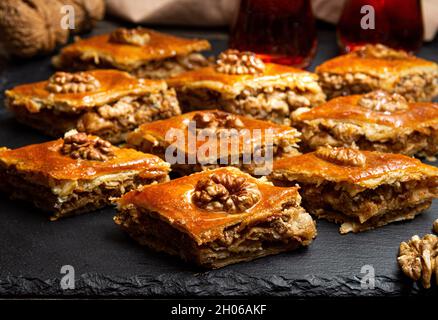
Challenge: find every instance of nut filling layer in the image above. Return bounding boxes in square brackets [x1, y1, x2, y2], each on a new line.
[178, 86, 325, 126]
[193, 173, 261, 213]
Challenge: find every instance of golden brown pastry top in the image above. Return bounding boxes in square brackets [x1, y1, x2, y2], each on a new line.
[0, 137, 170, 182]
[294, 94, 438, 128]
[167, 63, 322, 97]
[127, 110, 300, 158]
[5, 69, 166, 113]
[316, 45, 438, 77]
[57, 29, 211, 68]
[271, 148, 438, 188]
[118, 167, 302, 244]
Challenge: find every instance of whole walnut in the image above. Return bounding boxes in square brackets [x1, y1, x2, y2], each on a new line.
[0, 0, 104, 58]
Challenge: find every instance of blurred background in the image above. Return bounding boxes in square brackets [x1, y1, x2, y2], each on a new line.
[1, 0, 437, 68]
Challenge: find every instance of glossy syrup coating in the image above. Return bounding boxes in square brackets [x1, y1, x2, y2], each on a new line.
[127, 109, 301, 157]
[294, 94, 438, 129]
[167, 63, 322, 96]
[0, 138, 170, 181]
[5, 69, 167, 112]
[271, 149, 438, 187]
[56, 29, 211, 67]
[117, 167, 306, 245]
[316, 48, 438, 76]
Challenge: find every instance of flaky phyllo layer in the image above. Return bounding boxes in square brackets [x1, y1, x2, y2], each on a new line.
[294, 116, 438, 159]
[115, 199, 315, 268]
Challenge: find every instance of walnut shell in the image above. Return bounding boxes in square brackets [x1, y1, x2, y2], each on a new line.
[60, 0, 105, 34]
[0, 0, 104, 58]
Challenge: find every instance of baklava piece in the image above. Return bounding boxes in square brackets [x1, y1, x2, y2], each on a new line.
[292, 90, 438, 159]
[127, 110, 301, 176]
[0, 131, 170, 221]
[5, 69, 181, 144]
[316, 44, 438, 101]
[269, 147, 438, 234]
[52, 27, 211, 79]
[168, 49, 326, 125]
[115, 167, 316, 268]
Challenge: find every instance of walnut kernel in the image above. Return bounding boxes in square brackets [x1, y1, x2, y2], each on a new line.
[193, 173, 261, 213]
[192, 111, 244, 129]
[398, 234, 438, 289]
[47, 72, 100, 94]
[216, 49, 265, 75]
[358, 90, 408, 112]
[315, 146, 366, 167]
[434, 219, 438, 234]
[61, 130, 114, 161]
[353, 44, 410, 60]
[109, 27, 151, 46]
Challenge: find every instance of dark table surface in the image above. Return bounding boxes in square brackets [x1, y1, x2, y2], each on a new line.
[0, 20, 437, 298]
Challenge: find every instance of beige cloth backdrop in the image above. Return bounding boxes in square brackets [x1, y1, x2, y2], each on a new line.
[106, 0, 438, 41]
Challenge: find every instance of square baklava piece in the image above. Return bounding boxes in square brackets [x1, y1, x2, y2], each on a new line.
[292, 90, 438, 159]
[269, 147, 438, 234]
[5, 69, 181, 144]
[127, 110, 301, 176]
[168, 50, 326, 125]
[316, 44, 438, 101]
[0, 131, 170, 221]
[52, 27, 211, 79]
[115, 167, 316, 268]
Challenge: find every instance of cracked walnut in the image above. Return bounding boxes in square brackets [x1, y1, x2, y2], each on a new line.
[109, 27, 151, 46]
[193, 173, 261, 213]
[358, 90, 409, 112]
[315, 146, 366, 167]
[398, 234, 438, 289]
[353, 44, 410, 60]
[192, 111, 244, 129]
[61, 131, 114, 161]
[46, 71, 101, 94]
[216, 49, 265, 75]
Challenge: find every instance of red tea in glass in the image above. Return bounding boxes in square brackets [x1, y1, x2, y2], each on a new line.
[337, 0, 424, 53]
[229, 0, 317, 68]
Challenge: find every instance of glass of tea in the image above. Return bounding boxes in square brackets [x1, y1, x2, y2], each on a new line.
[337, 0, 424, 53]
[229, 0, 317, 68]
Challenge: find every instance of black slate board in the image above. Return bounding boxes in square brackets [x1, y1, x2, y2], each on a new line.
[0, 21, 437, 298]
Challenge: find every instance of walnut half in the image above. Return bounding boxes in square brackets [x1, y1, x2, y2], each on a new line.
[358, 90, 409, 112]
[192, 111, 244, 129]
[61, 130, 114, 161]
[193, 173, 261, 213]
[315, 146, 366, 167]
[216, 49, 265, 75]
[353, 44, 410, 60]
[109, 27, 151, 46]
[398, 234, 438, 289]
[46, 72, 100, 94]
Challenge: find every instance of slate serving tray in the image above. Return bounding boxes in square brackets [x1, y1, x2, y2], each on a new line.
[0, 21, 437, 298]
